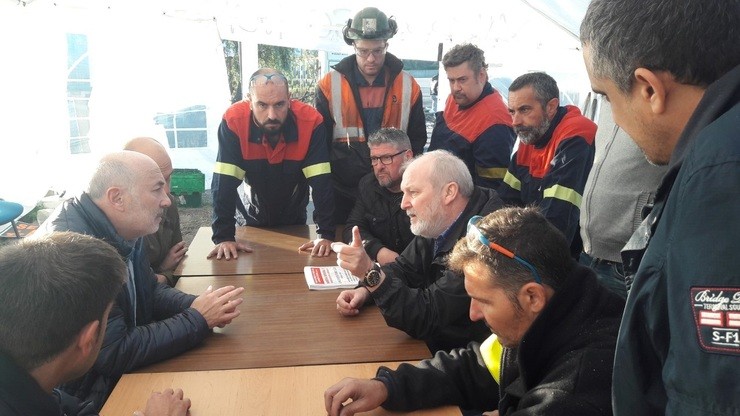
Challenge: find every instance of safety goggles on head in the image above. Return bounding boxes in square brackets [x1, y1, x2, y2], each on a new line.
[466, 215, 542, 284]
[370, 149, 407, 166]
[249, 73, 287, 87]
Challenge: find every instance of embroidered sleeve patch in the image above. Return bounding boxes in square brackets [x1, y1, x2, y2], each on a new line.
[691, 287, 740, 355]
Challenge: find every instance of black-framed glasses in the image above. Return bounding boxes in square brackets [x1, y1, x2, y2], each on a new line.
[354, 45, 387, 58]
[466, 215, 543, 284]
[370, 149, 407, 166]
[249, 73, 287, 87]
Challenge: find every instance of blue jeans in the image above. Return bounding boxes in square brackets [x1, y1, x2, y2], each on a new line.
[578, 252, 628, 299]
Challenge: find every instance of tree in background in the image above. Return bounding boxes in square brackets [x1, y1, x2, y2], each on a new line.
[258, 44, 320, 104]
[222, 40, 243, 104]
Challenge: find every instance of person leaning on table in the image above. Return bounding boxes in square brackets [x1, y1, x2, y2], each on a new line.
[0, 231, 191, 416]
[210, 67, 336, 260]
[325, 206, 624, 416]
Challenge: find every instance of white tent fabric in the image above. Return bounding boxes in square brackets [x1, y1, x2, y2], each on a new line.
[0, 0, 591, 211]
[1, 4, 230, 206]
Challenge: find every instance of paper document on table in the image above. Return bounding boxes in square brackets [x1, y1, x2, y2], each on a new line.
[304, 266, 360, 290]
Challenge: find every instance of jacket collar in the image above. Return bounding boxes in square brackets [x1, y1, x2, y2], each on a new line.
[77, 193, 136, 259]
[656, 64, 740, 203]
[434, 187, 504, 255]
[514, 264, 622, 388]
[0, 352, 62, 415]
[532, 106, 567, 149]
[458, 82, 494, 110]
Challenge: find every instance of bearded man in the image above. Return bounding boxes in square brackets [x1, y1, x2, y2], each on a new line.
[499, 72, 596, 253]
[331, 150, 504, 353]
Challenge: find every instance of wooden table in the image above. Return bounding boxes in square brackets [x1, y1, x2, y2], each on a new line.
[138, 275, 431, 373]
[102, 362, 461, 416]
[175, 225, 340, 276]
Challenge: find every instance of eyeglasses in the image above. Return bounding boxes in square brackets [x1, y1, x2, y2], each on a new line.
[466, 215, 542, 284]
[370, 149, 407, 166]
[354, 45, 387, 58]
[249, 73, 287, 87]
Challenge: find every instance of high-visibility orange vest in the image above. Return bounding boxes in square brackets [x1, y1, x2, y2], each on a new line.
[318, 70, 421, 144]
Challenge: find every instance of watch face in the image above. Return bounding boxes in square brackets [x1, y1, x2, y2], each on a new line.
[364, 269, 381, 287]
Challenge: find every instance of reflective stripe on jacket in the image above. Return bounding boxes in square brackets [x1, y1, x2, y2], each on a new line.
[318, 70, 420, 144]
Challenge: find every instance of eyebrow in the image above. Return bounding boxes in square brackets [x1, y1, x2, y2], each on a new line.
[256, 100, 287, 106]
[508, 104, 532, 112]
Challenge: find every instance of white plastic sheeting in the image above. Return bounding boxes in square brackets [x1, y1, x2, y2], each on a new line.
[0, 0, 591, 210]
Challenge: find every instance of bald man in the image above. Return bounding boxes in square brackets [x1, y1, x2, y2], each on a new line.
[124, 137, 187, 285]
[38, 151, 245, 410]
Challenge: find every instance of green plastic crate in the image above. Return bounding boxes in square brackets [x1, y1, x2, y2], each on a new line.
[170, 168, 205, 207]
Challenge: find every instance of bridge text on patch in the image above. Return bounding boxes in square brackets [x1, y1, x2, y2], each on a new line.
[691, 287, 740, 355]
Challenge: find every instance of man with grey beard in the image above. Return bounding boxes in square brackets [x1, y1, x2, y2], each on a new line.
[498, 72, 596, 253]
[331, 150, 504, 353]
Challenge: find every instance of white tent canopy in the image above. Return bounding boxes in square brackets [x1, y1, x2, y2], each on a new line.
[0, 0, 591, 211]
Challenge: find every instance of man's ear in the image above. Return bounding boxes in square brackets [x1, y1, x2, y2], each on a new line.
[76, 320, 101, 358]
[633, 68, 668, 115]
[545, 97, 559, 119]
[518, 282, 548, 314]
[442, 182, 459, 204]
[477, 68, 488, 84]
[105, 187, 125, 211]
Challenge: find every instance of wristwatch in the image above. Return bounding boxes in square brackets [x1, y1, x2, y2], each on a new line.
[362, 262, 382, 288]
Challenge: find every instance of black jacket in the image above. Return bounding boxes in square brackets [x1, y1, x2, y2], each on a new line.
[38, 194, 210, 410]
[377, 265, 624, 415]
[343, 172, 414, 260]
[370, 186, 503, 352]
[0, 352, 97, 416]
[616, 64, 740, 416]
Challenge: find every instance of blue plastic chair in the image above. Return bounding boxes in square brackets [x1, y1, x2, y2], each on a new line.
[0, 200, 24, 238]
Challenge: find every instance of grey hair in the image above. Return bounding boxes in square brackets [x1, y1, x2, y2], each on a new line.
[367, 127, 412, 150]
[509, 72, 559, 109]
[413, 150, 474, 198]
[87, 154, 137, 199]
[442, 43, 488, 75]
[580, 0, 740, 94]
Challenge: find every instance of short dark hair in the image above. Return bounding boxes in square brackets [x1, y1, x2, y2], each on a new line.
[580, 0, 740, 93]
[0, 232, 126, 370]
[447, 206, 572, 297]
[508, 72, 559, 109]
[442, 43, 488, 75]
[367, 127, 412, 150]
